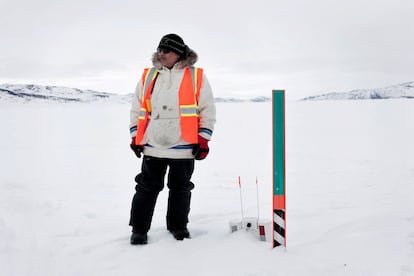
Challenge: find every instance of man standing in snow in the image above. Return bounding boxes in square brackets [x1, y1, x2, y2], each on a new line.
[128, 34, 216, 245]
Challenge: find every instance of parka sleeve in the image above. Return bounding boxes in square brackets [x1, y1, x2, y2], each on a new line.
[129, 81, 142, 138]
[197, 72, 216, 141]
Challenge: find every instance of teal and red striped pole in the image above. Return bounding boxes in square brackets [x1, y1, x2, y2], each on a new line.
[272, 90, 286, 248]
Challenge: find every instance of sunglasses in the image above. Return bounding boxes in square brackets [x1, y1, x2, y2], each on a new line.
[157, 47, 171, 54]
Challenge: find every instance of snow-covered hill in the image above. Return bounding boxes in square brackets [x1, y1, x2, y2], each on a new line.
[303, 81, 414, 100]
[0, 83, 271, 104]
[0, 84, 132, 104]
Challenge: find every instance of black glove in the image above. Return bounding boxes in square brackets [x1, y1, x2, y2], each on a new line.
[130, 137, 143, 158]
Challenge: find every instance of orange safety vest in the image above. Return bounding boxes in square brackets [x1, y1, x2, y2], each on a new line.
[135, 66, 203, 145]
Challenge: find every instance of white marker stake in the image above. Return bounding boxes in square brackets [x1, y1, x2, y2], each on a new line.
[238, 176, 244, 220]
[256, 176, 260, 221]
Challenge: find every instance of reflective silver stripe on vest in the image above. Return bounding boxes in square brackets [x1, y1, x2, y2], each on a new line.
[142, 67, 158, 102]
[188, 66, 197, 96]
[180, 105, 199, 117]
[138, 108, 146, 119]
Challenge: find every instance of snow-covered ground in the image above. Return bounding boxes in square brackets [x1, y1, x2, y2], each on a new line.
[1, 100, 414, 275]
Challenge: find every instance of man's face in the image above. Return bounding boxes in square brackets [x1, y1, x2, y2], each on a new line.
[157, 48, 180, 69]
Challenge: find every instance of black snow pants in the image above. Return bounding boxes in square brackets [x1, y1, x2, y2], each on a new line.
[129, 156, 195, 233]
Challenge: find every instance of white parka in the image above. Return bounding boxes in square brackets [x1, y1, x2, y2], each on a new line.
[129, 50, 216, 159]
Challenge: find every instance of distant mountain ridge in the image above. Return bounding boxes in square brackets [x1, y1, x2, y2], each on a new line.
[0, 83, 270, 104]
[303, 81, 414, 101]
[0, 84, 132, 104]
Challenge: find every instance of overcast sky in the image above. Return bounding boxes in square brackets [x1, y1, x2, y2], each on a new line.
[1, 0, 413, 99]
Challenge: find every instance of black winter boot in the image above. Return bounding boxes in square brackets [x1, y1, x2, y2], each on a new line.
[130, 232, 148, 245]
[170, 228, 191, 240]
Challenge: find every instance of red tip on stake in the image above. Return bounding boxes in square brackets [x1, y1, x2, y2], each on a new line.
[259, 225, 265, 235]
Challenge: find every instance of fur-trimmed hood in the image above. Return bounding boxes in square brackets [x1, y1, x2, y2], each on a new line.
[151, 47, 198, 70]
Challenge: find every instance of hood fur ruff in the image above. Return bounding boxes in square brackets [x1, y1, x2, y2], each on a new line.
[152, 47, 198, 70]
